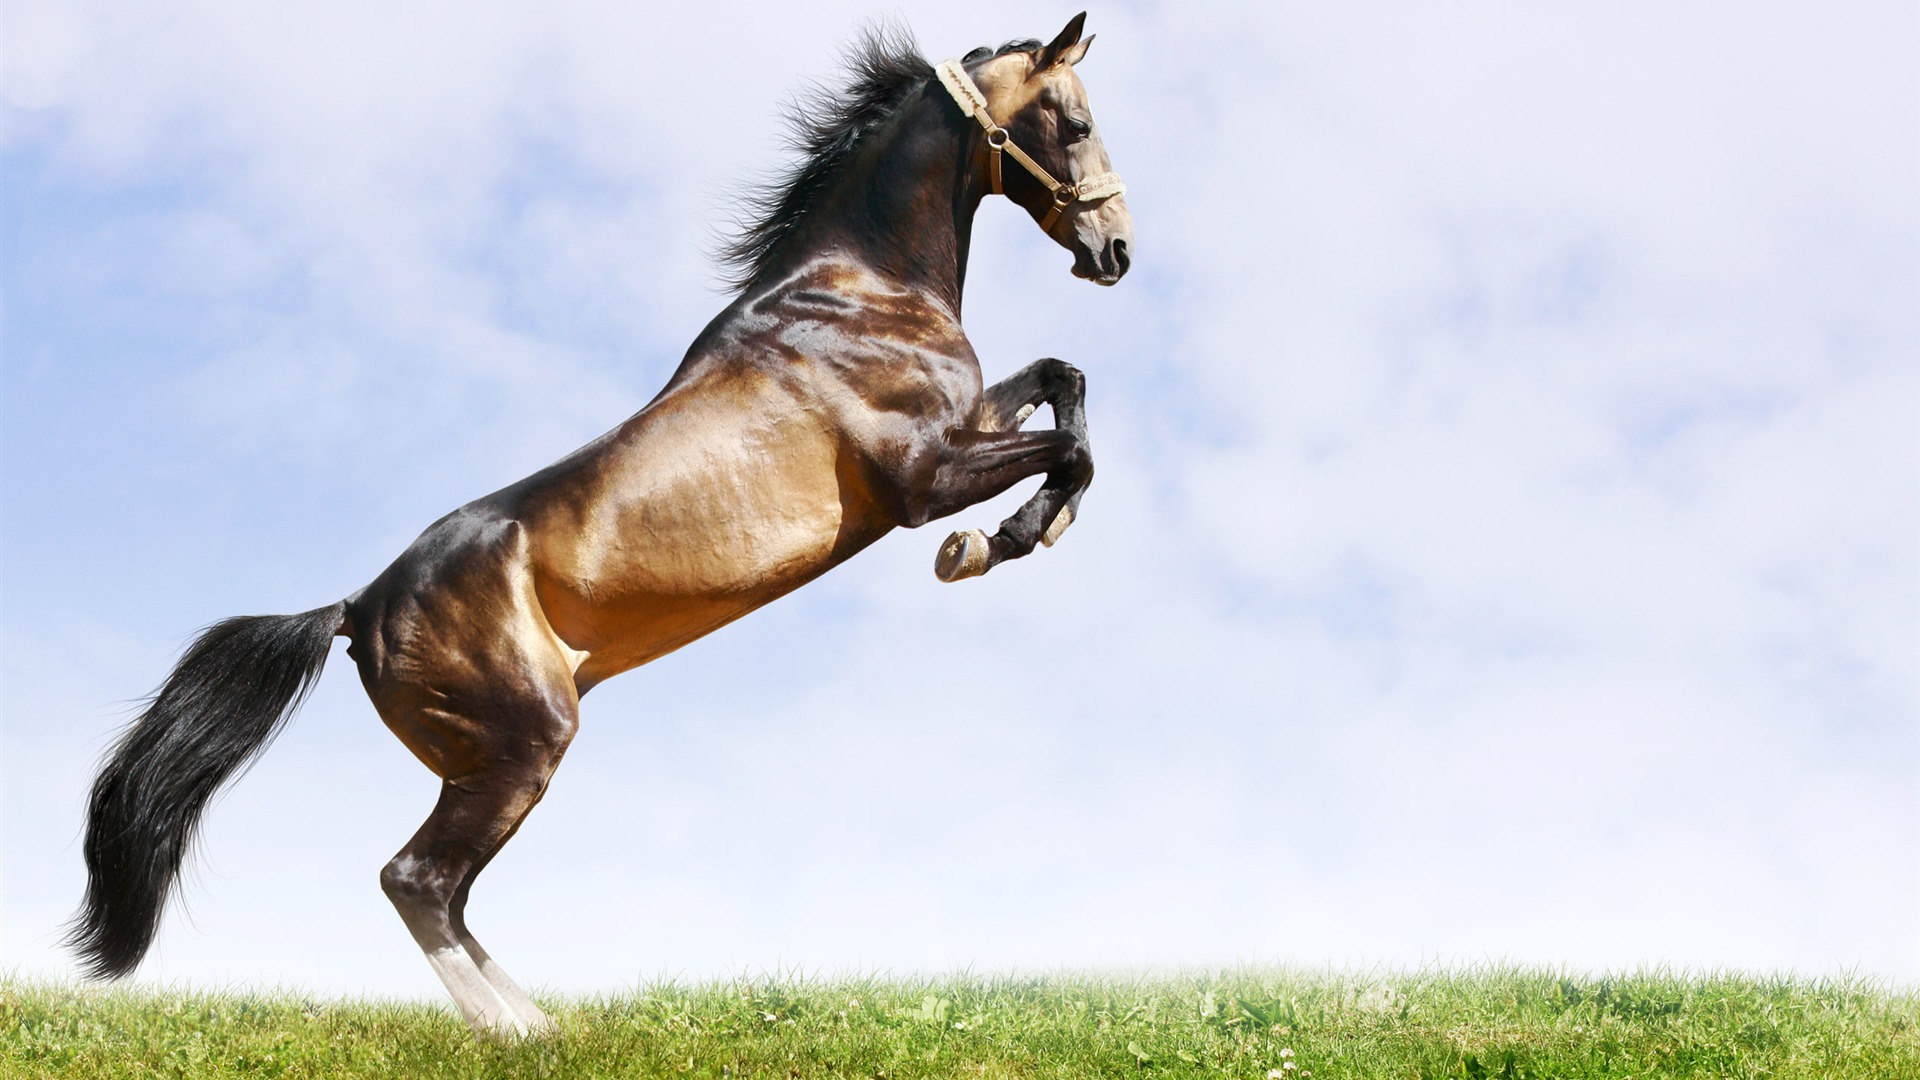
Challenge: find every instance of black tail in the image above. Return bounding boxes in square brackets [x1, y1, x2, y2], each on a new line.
[67, 602, 344, 978]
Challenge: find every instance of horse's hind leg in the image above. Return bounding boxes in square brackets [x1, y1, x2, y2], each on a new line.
[449, 837, 546, 1027]
[375, 680, 576, 1038]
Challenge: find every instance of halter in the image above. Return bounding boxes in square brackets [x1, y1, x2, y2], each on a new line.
[935, 59, 1126, 232]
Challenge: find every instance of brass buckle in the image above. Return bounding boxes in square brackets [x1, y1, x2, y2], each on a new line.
[1041, 187, 1078, 232]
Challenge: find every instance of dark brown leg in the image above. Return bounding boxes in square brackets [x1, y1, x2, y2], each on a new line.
[447, 813, 552, 1028]
[934, 358, 1092, 581]
[377, 689, 575, 1038]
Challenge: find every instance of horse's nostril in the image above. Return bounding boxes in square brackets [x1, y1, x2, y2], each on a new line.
[1110, 238, 1131, 276]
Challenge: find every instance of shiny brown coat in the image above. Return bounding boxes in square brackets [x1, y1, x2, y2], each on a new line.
[74, 15, 1130, 1039]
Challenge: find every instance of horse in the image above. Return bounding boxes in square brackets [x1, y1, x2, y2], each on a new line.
[69, 13, 1131, 1038]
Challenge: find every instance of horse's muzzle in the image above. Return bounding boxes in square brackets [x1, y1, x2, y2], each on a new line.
[1075, 236, 1131, 285]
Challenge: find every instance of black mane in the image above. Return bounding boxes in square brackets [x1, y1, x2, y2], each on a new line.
[718, 27, 1042, 290]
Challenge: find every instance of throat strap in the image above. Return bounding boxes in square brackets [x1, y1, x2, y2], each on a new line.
[935, 59, 1125, 231]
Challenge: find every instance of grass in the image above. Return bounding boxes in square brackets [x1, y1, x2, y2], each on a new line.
[3, 967, 1916, 1079]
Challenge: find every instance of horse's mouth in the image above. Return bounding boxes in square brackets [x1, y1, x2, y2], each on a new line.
[1072, 262, 1125, 286]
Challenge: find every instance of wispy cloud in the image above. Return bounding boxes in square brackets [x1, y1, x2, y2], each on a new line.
[4, 2, 1913, 993]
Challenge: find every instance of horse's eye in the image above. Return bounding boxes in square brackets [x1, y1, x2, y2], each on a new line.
[1064, 117, 1091, 142]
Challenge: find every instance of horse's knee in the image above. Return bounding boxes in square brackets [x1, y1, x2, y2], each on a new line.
[1060, 437, 1094, 488]
[1038, 358, 1085, 398]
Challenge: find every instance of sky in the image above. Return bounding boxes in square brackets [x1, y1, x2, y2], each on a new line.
[3, 2, 1916, 998]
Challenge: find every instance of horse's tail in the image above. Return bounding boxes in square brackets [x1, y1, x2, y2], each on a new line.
[68, 601, 346, 978]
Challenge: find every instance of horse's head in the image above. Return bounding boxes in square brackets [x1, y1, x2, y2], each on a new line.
[963, 14, 1132, 285]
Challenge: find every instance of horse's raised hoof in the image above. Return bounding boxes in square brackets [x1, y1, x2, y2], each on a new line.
[935, 529, 991, 581]
[1040, 504, 1074, 547]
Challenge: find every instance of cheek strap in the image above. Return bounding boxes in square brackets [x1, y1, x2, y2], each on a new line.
[936, 59, 1126, 231]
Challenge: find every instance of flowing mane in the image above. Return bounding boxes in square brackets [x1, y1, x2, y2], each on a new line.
[719, 27, 1042, 289]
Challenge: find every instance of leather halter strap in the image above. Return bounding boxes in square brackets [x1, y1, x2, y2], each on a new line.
[935, 59, 1125, 232]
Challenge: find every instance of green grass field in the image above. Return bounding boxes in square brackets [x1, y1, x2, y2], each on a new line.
[4, 967, 1915, 1079]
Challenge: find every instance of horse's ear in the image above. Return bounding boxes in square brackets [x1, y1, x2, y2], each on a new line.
[1038, 12, 1087, 69]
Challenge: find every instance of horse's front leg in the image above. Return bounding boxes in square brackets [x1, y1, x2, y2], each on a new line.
[926, 358, 1093, 582]
[977, 358, 1091, 549]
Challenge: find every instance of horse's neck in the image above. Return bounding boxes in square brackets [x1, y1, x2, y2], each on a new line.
[782, 90, 983, 313]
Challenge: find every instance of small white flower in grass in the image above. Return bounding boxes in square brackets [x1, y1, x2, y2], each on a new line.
[953, 1021, 968, 1030]
[759, 1011, 776, 1022]
[1280, 1048, 1294, 1058]
[1268, 1071, 1285, 1079]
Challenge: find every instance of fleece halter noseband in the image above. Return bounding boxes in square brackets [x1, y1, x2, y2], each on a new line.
[935, 59, 1126, 232]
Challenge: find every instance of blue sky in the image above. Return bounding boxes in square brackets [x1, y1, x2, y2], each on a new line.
[4, 2, 1916, 995]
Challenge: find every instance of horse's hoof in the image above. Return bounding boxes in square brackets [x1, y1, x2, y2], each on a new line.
[505, 1014, 559, 1041]
[523, 1012, 559, 1038]
[1040, 504, 1074, 547]
[935, 529, 990, 581]
[472, 1016, 545, 1043]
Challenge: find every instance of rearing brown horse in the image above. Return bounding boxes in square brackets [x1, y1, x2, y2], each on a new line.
[71, 14, 1130, 1037]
